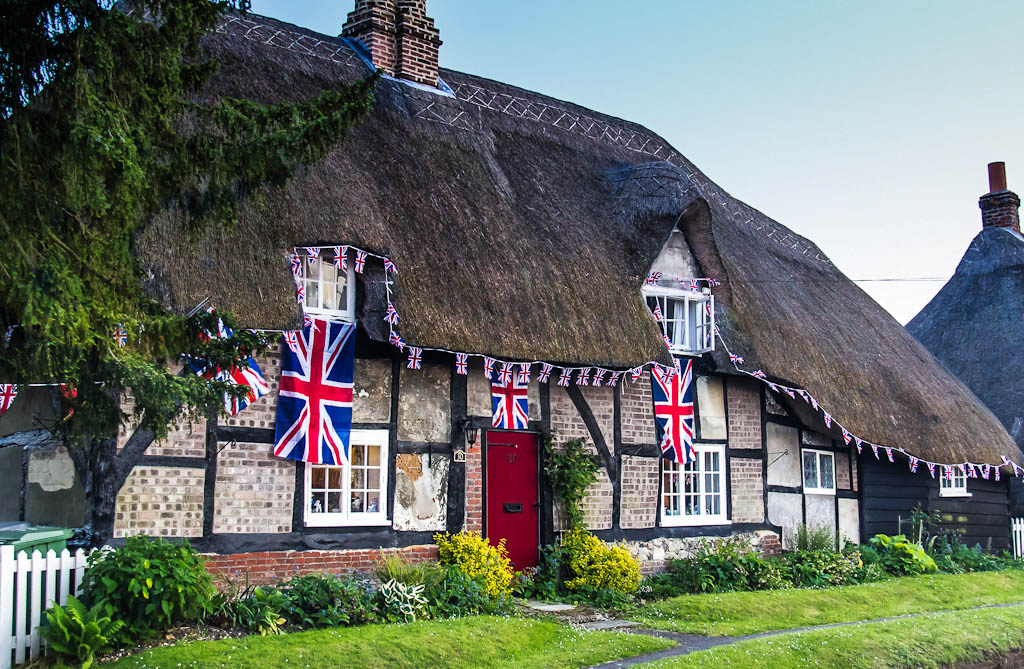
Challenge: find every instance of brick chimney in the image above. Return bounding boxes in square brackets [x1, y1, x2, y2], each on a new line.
[979, 162, 1020, 231]
[342, 0, 442, 88]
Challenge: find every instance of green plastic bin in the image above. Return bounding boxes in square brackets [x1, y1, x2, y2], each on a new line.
[0, 524, 73, 555]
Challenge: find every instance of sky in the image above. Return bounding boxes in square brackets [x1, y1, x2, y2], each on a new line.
[250, 0, 1023, 324]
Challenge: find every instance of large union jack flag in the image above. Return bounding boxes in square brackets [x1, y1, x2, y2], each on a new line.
[651, 361, 696, 463]
[491, 375, 529, 430]
[0, 384, 17, 414]
[274, 318, 355, 466]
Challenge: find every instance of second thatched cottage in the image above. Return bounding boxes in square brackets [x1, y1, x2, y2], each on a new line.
[2, 1, 1020, 575]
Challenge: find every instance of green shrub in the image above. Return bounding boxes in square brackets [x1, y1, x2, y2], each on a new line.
[518, 544, 563, 601]
[377, 554, 444, 588]
[646, 539, 786, 595]
[434, 531, 515, 597]
[234, 586, 288, 636]
[423, 564, 512, 618]
[930, 535, 1003, 574]
[561, 528, 640, 595]
[868, 534, 937, 575]
[779, 550, 862, 587]
[543, 436, 600, 529]
[379, 579, 428, 622]
[795, 524, 838, 552]
[283, 573, 379, 628]
[41, 596, 124, 668]
[81, 535, 214, 640]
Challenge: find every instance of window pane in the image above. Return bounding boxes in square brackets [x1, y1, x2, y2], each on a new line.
[306, 277, 319, 308]
[327, 468, 342, 489]
[352, 445, 365, 466]
[803, 451, 818, 489]
[311, 491, 325, 514]
[327, 491, 342, 513]
[321, 262, 338, 309]
[351, 492, 366, 513]
[367, 469, 380, 490]
[819, 454, 835, 489]
[311, 467, 326, 489]
[351, 468, 365, 489]
[367, 445, 380, 466]
[367, 494, 380, 513]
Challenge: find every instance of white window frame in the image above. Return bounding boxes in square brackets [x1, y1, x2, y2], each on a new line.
[304, 429, 390, 527]
[659, 443, 729, 526]
[940, 470, 970, 497]
[642, 285, 715, 355]
[802, 448, 836, 495]
[298, 248, 356, 322]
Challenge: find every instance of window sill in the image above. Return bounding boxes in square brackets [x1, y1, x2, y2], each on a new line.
[938, 492, 971, 498]
[660, 516, 731, 528]
[304, 516, 391, 528]
[804, 488, 836, 496]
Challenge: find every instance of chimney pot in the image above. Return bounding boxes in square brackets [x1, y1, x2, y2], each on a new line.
[989, 162, 1007, 193]
[979, 162, 1020, 232]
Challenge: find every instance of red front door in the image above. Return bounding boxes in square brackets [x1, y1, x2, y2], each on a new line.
[485, 431, 539, 569]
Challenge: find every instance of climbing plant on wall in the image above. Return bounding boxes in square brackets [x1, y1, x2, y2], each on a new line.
[542, 434, 600, 530]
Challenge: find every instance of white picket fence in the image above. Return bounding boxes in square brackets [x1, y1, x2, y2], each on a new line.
[0, 545, 92, 669]
[1012, 518, 1024, 560]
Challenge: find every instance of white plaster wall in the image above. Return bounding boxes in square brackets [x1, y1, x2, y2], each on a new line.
[805, 494, 837, 535]
[398, 362, 450, 442]
[393, 453, 449, 531]
[839, 498, 861, 545]
[696, 376, 726, 440]
[767, 491, 803, 549]
[353, 358, 392, 423]
[765, 423, 801, 487]
[649, 229, 698, 277]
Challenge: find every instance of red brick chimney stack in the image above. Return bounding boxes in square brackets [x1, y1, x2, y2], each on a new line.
[342, 0, 442, 88]
[980, 162, 1020, 231]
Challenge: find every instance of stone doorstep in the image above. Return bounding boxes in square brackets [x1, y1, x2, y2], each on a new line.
[578, 620, 641, 631]
[524, 600, 576, 612]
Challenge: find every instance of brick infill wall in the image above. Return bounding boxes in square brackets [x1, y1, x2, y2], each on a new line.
[203, 545, 439, 585]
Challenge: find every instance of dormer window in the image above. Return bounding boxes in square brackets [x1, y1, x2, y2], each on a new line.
[299, 248, 356, 322]
[643, 284, 715, 355]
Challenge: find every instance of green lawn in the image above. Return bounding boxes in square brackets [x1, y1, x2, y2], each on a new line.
[641, 604, 1024, 668]
[104, 615, 675, 669]
[637, 570, 1024, 635]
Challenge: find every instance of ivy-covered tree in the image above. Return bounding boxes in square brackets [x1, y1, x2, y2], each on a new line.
[0, 0, 376, 541]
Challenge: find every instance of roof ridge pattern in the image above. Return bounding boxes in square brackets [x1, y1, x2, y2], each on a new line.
[216, 13, 829, 265]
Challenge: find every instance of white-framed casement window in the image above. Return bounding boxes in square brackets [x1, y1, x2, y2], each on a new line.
[643, 285, 715, 355]
[304, 429, 389, 527]
[299, 248, 356, 322]
[660, 444, 728, 526]
[940, 470, 970, 497]
[802, 448, 836, 494]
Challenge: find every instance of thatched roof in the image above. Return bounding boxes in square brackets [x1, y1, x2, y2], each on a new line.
[908, 226, 1024, 451]
[139, 11, 1020, 465]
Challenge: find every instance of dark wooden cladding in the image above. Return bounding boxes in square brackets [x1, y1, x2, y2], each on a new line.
[860, 456, 1010, 551]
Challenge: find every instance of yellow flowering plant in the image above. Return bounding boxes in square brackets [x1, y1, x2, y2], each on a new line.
[434, 531, 515, 597]
[561, 528, 641, 594]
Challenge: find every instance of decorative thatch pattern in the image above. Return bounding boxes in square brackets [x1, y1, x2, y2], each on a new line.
[908, 227, 1024, 451]
[138, 11, 1020, 465]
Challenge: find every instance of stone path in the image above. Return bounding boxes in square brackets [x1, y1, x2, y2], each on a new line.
[588, 601, 1024, 668]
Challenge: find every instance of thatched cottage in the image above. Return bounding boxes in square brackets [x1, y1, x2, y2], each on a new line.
[2, 2, 1020, 575]
[909, 162, 1024, 523]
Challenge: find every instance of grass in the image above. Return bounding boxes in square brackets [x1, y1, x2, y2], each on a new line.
[641, 604, 1024, 668]
[104, 615, 675, 669]
[637, 570, 1024, 635]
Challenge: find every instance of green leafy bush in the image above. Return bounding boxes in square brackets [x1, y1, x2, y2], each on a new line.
[379, 579, 427, 622]
[423, 564, 511, 618]
[81, 535, 214, 640]
[795, 524, 838, 552]
[234, 586, 288, 636]
[543, 436, 600, 529]
[779, 550, 862, 587]
[644, 539, 786, 596]
[561, 528, 640, 595]
[434, 531, 515, 597]
[283, 573, 379, 628]
[930, 535, 1003, 574]
[40, 596, 124, 669]
[868, 534, 937, 575]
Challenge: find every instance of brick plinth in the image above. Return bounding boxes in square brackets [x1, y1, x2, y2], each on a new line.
[203, 545, 439, 585]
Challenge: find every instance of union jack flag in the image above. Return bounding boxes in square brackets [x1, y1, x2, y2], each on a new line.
[407, 346, 422, 370]
[967, 463, 977, 478]
[767, 381, 778, 393]
[219, 362, 271, 416]
[306, 247, 319, 264]
[593, 369, 606, 387]
[517, 363, 531, 384]
[1002, 455, 1013, 468]
[841, 428, 851, 445]
[688, 279, 699, 292]
[630, 367, 643, 383]
[483, 357, 496, 380]
[498, 362, 513, 385]
[652, 304, 664, 322]
[870, 443, 879, 459]
[354, 251, 367, 273]
[384, 258, 398, 274]
[909, 456, 919, 473]
[292, 253, 303, 276]
[707, 278, 721, 287]
[944, 465, 953, 481]
[274, 319, 355, 466]
[455, 353, 468, 375]
[283, 330, 301, 355]
[303, 313, 316, 330]
[491, 375, 529, 430]
[995, 467, 1001, 481]
[927, 462, 936, 478]
[577, 368, 591, 386]
[296, 284, 305, 304]
[854, 436, 863, 454]
[557, 367, 572, 387]
[652, 361, 696, 463]
[608, 372, 622, 387]
[0, 384, 17, 414]
[751, 370, 767, 380]
[537, 363, 553, 384]
[389, 331, 405, 351]
[384, 303, 399, 326]
[729, 353, 744, 365]
[333, 246, 346, 270]
[781, 386, 796, 399]
[981, 464, 991, 480]
[644, 272, 662, 286]
[663, 334, 672, 349]
[822, 410, 832, 428]
[113, 324, 127, 348]
[885, 447, 894, 463]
